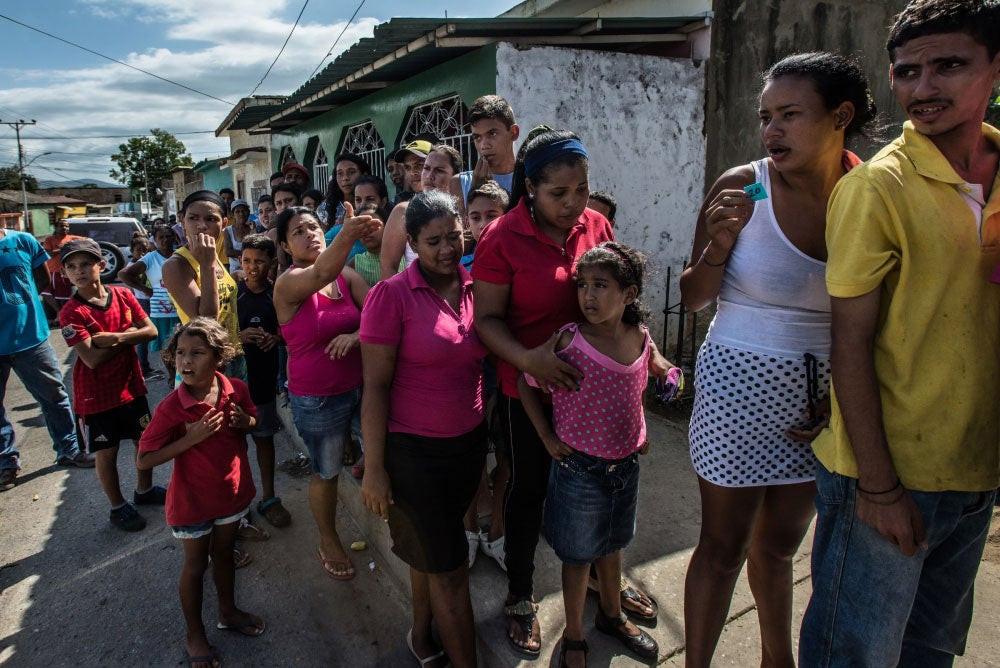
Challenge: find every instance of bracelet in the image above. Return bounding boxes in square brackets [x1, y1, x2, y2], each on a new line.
[860, 487, 907, 506]
[857, 478, 901, 495]
[700, 247, 728, 267]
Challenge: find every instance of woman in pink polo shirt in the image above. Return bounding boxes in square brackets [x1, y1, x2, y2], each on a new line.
[273, 205, 376, 582]
[473, 130, 671, 656]
[361, 190, 487, 668]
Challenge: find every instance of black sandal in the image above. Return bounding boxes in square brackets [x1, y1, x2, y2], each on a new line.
[558, 637, 588, 667]
[594, 607, 658, 661]
[503, 597, 541, 658]
[587, 568, 659, 625]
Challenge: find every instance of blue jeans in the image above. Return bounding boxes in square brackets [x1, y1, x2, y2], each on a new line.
[544, 450, 639, 566]
[288, 388, 361, 479]
[799, 463, 996, 667]
[0, 339, 81, 469]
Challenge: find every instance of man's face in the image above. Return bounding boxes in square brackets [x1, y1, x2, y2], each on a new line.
[420, 151, 455, 192]
[471, 118, 518, 167]
[273, 190, 298, 213]
[220, 192, 234, 209]
[270, 175, 285, 190]
[890, 32, 1000, 140]
[402, 154, 425, 192]
[257, 201, 275, 229]
[55, 220, 69, 237]
[386, 158, 405, 189]
[284, 170, 308, 189]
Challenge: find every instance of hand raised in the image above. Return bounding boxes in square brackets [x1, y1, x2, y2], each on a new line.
[704, 189, 752, 254]
[189, 232, 218, 266]
[228, 403, 254, 430]
[339, 202, 381, 242]
[185, 408, 224, 444]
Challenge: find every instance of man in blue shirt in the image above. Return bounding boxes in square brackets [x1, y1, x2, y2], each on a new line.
[0, 228, 94, 491]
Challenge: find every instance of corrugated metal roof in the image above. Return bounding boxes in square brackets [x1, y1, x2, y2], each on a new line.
[0, 190, 86, 205]
[253, 15, 708, 131]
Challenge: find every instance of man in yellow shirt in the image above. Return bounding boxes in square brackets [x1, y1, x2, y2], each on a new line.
[800, 1, 1000, 665]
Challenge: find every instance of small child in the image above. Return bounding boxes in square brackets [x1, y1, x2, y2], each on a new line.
[236, 234, 291, 528]
[348, 203, 401, 287]
[517, 241, 669, 666]
[119, 225, 181, 382]
[587, 190, 617, 228]
[462, 180, 509, 270]
[58, 238, 165, 532]
[137, 318, 264, 668]
[125, 236, 161, 380]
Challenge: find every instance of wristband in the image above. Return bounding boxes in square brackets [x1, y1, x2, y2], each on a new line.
[700, 247, 728, 267]
[857, 478, 901, 495]
[860, 487, 906, 506]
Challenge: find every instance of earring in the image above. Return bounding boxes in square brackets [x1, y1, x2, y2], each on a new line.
[529, 192, 535, 199]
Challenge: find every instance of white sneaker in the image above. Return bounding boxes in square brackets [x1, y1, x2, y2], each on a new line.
[480, 535, 506, 571]
[465, 529, 481, 568]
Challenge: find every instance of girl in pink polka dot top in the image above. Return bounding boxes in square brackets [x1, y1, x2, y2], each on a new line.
[517, 241, 676, 664]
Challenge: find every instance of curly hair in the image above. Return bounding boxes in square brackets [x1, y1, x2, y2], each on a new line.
[575, 241, 650, 326]
[160, 317, 236, 372]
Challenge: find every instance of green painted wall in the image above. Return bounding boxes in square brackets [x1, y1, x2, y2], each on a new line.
[29, 205, 52, 237]
[272, 45, 498, 179]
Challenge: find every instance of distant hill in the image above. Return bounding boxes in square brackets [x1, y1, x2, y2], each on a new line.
[36, 178, 126, 189]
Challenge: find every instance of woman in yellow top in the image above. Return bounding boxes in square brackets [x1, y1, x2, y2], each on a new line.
[163, 190, 245, 381]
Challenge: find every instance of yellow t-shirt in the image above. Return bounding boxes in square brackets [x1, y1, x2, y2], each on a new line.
[169, 247, 243, 354]
[813, 122, 1000, 492]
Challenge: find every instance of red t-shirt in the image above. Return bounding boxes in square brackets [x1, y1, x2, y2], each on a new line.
[471, 198, 614, 398]
[138, 372, 258, 526]
[59, 286, 148, 415]
[360, 263, 486, 437]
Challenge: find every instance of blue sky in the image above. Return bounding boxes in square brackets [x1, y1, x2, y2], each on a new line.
[0, 0, 516, 184]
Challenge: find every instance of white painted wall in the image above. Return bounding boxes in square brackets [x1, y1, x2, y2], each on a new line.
[224, 130, 273, 210]
[496, 42, 705, 349]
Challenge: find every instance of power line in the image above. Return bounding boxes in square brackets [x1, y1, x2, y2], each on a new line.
[248, 0, 310, 97]
[305, 0, 367, 82]
[8, 130, 217, 140]
[0, 13, 235, 106]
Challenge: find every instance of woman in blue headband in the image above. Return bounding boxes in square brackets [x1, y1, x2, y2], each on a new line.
[472, 130, 672, 662]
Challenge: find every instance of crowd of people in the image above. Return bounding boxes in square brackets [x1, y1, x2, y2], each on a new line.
[0, 0, 998, 666]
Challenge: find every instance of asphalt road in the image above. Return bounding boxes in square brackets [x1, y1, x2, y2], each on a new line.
[0, 331, 413, 667]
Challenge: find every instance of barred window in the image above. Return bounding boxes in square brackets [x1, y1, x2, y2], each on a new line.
[278, 146, 297, 166]
[313, 145, 329, 192]
[341, 121, 386, 181]
[400, 94, 477, 172]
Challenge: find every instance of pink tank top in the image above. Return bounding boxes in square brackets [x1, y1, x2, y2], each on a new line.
[280, 273, 362, 396]
[543, 323, 651, 460]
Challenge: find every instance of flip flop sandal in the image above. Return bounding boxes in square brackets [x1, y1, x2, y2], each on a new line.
[186, 646, 222, 667]
[594, 607, 659, 661]
[406, 628, 447, 666]
[480, 535, 506, 571]
[316, 549, 356, 581]
[236, 518, 270, 541]
[502, 598, 541, 658]
[558, 637, 588, 668]
[217, 617, 266, 637]
[587, 574, 658, 625]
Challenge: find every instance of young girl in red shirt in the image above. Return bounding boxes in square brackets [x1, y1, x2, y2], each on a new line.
[138, 318, 264, 668]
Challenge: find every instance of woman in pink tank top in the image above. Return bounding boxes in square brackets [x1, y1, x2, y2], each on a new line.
[273, 205, 378, 582]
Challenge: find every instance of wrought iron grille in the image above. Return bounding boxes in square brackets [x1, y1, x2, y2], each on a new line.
[313, 145, 329, 193]
[341, 121, 386, 181]
[400, 95, 477, 173]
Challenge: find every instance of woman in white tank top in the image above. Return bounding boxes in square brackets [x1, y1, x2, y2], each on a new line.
[678, 53, 877, 667]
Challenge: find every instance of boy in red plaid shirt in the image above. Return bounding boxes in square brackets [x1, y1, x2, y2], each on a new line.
[59, 238, 166, 531]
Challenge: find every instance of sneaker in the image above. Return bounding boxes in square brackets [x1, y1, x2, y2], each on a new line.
[144, 370, 165, 381]
[133, 485, 167, 505]
[110, 503, 146, 532]
[0, 468, 17, 491]
[57, 451, 96, 468]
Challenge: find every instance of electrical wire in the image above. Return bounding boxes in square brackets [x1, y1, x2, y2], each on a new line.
[0, 13, 234, 106]
[9, 130, 216, 140]
[304, 0, 367, 82]
[248, 0, 310, 97]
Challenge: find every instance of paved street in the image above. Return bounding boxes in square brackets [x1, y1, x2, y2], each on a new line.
[1, 331, 998, 667]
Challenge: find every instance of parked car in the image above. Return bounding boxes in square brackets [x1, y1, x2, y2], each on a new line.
[64, 217, 147, 282]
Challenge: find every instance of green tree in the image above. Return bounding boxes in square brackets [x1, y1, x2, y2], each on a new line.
[0, 166, 37, 192]
[110, 128, 192, 205]
[987, 93, 1000, 128]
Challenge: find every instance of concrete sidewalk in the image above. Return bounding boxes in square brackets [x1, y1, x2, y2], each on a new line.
[290, 401, 1000, 667]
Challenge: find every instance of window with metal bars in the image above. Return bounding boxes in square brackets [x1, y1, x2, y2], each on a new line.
[400, 94, 478, 172]
[340, 121, 386, 181]
[313, 145, 329, 193]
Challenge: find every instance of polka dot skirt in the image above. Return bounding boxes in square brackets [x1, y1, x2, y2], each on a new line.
[689, 340, 830, 487]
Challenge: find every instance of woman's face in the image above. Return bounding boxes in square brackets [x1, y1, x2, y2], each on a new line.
[301, 195, 319, 211]
[233, 205, 250, 226]
[257, 201, 275, 229]
[420, 150, 455, 192]
[353, 182, 386, 211]
[182, 200, 225, 241]
[282, 213, 326, 266]
[153, 228, 175, 255]
[528, 162, 590, 231]
[758, 75, 848, 172]
[336, 160, 362, 198]
[409, 215, 463, 277]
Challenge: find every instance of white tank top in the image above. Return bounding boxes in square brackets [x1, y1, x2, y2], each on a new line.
[706, 159, 831, 358]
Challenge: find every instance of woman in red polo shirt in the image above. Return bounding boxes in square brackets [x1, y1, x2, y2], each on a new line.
[361, 190, 487, 668]
[474, 130, 670, 656]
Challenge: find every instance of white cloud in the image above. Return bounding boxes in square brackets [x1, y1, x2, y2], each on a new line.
[1, 1, 381, 182]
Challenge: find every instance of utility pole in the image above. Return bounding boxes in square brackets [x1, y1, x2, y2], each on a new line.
[0, 119, 37, 232]
[143, 160, 151, 217]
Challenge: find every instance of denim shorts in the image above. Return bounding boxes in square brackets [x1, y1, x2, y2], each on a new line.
[170, 505, 248, 540]
[288, 388, 361, 479]
[544, 449, 640, 566]
[251, 401, 282, 438]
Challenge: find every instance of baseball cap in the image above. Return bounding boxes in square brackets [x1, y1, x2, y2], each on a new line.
[393, 140, 432, 162]
[60, 238, 103, 263]
[281, 162, 310, 180]
[230, 199, 249, 211]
